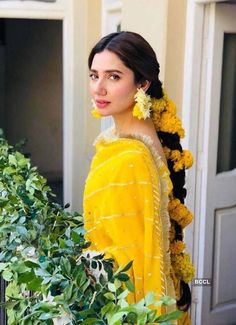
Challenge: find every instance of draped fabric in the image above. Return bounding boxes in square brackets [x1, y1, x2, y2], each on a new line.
[83, 127, 190, 323]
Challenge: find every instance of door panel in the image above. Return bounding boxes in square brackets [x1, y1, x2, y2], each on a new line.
[199, 3, 236, 324]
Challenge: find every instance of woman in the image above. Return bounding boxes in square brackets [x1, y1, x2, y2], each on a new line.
[83, 31, 194, 324]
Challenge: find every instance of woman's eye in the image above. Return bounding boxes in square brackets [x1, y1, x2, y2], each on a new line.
[109, 74, 120, 80]
[89, 74, 98, 80]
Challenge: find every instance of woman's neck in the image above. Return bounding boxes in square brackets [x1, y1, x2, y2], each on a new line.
[113, 111, 156, 137]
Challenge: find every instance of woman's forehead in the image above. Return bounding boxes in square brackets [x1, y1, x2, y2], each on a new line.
[91, 50, 131, 73]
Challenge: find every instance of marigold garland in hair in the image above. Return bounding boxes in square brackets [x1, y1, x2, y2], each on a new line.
[151, 93, 185, 138]
[151, 90, 195, 306]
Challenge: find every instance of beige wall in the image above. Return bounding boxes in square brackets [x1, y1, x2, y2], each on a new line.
[165, 0, 187, 114]
[71, 0, 102, 210]
[121, 0, 168, 81]
[121, 0, 187, 114]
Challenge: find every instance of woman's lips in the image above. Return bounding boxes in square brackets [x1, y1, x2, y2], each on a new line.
[96, 100, 110, 109]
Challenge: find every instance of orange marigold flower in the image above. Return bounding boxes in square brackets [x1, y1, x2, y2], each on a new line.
[171, 253, 195, 283]
[182, 150, 194, 169]
[170, 240, 186, 254]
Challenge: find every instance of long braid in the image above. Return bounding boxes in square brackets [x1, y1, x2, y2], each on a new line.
[151, 92, 195, 312]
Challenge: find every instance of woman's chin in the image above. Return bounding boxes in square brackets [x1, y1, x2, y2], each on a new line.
[99, 111, 112, 117]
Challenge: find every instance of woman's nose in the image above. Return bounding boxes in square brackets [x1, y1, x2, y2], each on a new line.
[94, 79, 107, 96]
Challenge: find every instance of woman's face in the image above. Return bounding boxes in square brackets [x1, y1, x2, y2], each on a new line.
[89, 50, 138, 117]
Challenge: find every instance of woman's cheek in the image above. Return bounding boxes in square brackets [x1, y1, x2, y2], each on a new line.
[114, 85, 135, 98]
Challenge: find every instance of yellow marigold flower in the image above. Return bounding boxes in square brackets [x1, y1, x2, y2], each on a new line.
[178, 212, 193, 228]
[151, 97, 167, 113]
[170, 240, 186, 254]
[173, 161, 184, 172]
[170, 150, 181, 161]
[168, 149, 194, 172]
[152, 111, 161, 129]
[169, 201, 194, 228]
[171, 253, 195, 283]
[91, 108, 102, 119]
[163, 146, 171, 159]
[182, 150, 194, 169]
[159, 111, 185, 138]
[166, 99, 177, 115]
[168, 198, 181, 211]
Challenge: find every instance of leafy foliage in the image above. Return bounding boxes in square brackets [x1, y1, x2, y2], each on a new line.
[0, 129, 182, 324]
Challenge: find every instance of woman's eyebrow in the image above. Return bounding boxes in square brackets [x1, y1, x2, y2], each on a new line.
[90, 69, 123, 74]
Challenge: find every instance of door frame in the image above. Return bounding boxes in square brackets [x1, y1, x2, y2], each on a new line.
[0, 0, 100, 212]
[182, 0, 235, 323]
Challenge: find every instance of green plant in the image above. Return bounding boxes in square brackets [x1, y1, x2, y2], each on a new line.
[0, 129, 182, 324]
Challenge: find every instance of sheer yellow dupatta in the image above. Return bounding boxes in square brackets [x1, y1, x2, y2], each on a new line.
[83, 130, 176, 316]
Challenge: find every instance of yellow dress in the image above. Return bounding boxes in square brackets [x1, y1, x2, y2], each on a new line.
[83, 127, 190, 323]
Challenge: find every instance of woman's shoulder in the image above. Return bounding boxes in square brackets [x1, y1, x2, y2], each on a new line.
[93, 126, 170, 175]
[94, 126, 154, 158]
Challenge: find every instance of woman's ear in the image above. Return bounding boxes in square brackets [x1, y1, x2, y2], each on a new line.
[139, 80, 151, 92]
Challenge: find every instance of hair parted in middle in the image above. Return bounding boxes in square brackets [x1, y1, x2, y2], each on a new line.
[88, 31, 164, 100]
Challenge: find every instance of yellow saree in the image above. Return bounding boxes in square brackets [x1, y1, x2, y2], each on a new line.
[83, 127, 190, 323]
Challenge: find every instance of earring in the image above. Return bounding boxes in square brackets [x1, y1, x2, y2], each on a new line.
[132, 88, 152, 120]
[91, 99, 102, 119]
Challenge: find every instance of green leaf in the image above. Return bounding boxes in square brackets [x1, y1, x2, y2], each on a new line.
[104, 292, 115, 301]
[126, 312, 137, 323]
[27, 277, 42, 291]
[117, 289, 129, 300]
[118, 299, 129, 308]
[3, 166, 16, 175]
[101, 302, 115, 317]
[144, 291, 155, 306]
[114, 279, 121, 289]
[0, 262, 8, 272]
[108, 282, 116, 292]
[60, 256, 71, 275]
[156, 310, 183, 322]
[18, 271, 34, 284]
[116, 273, 129, 282]
[125, 279, 135, 292]
[35, 268, 51, 278]
[2, 270, 13, 281]
[147, 309, 157, 323]
[64, 284, 73, 300]
[119, 260, 133, 273]
[16, 225, 28, 237]
[154, 295, 176, 307]
[24, 260, 39, 268]
[82, 318, 103, 325]
[38, 312, 54, 320]
[137, 312, 147, 325]
[109, 311, 128, 325]
[9, 154, 17, 166]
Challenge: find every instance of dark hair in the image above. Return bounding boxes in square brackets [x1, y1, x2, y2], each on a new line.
[89, 31, 191, 312]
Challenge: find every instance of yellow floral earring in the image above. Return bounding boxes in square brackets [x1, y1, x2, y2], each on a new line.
[132, 88, 152, 120]
[91, 99, 102, 119]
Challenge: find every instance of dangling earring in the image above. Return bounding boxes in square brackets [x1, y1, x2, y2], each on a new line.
[132, 88, 152, 120]
[91, 99, 102, 119]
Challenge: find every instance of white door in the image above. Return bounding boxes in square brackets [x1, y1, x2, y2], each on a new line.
[196, 2, 236, 324]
